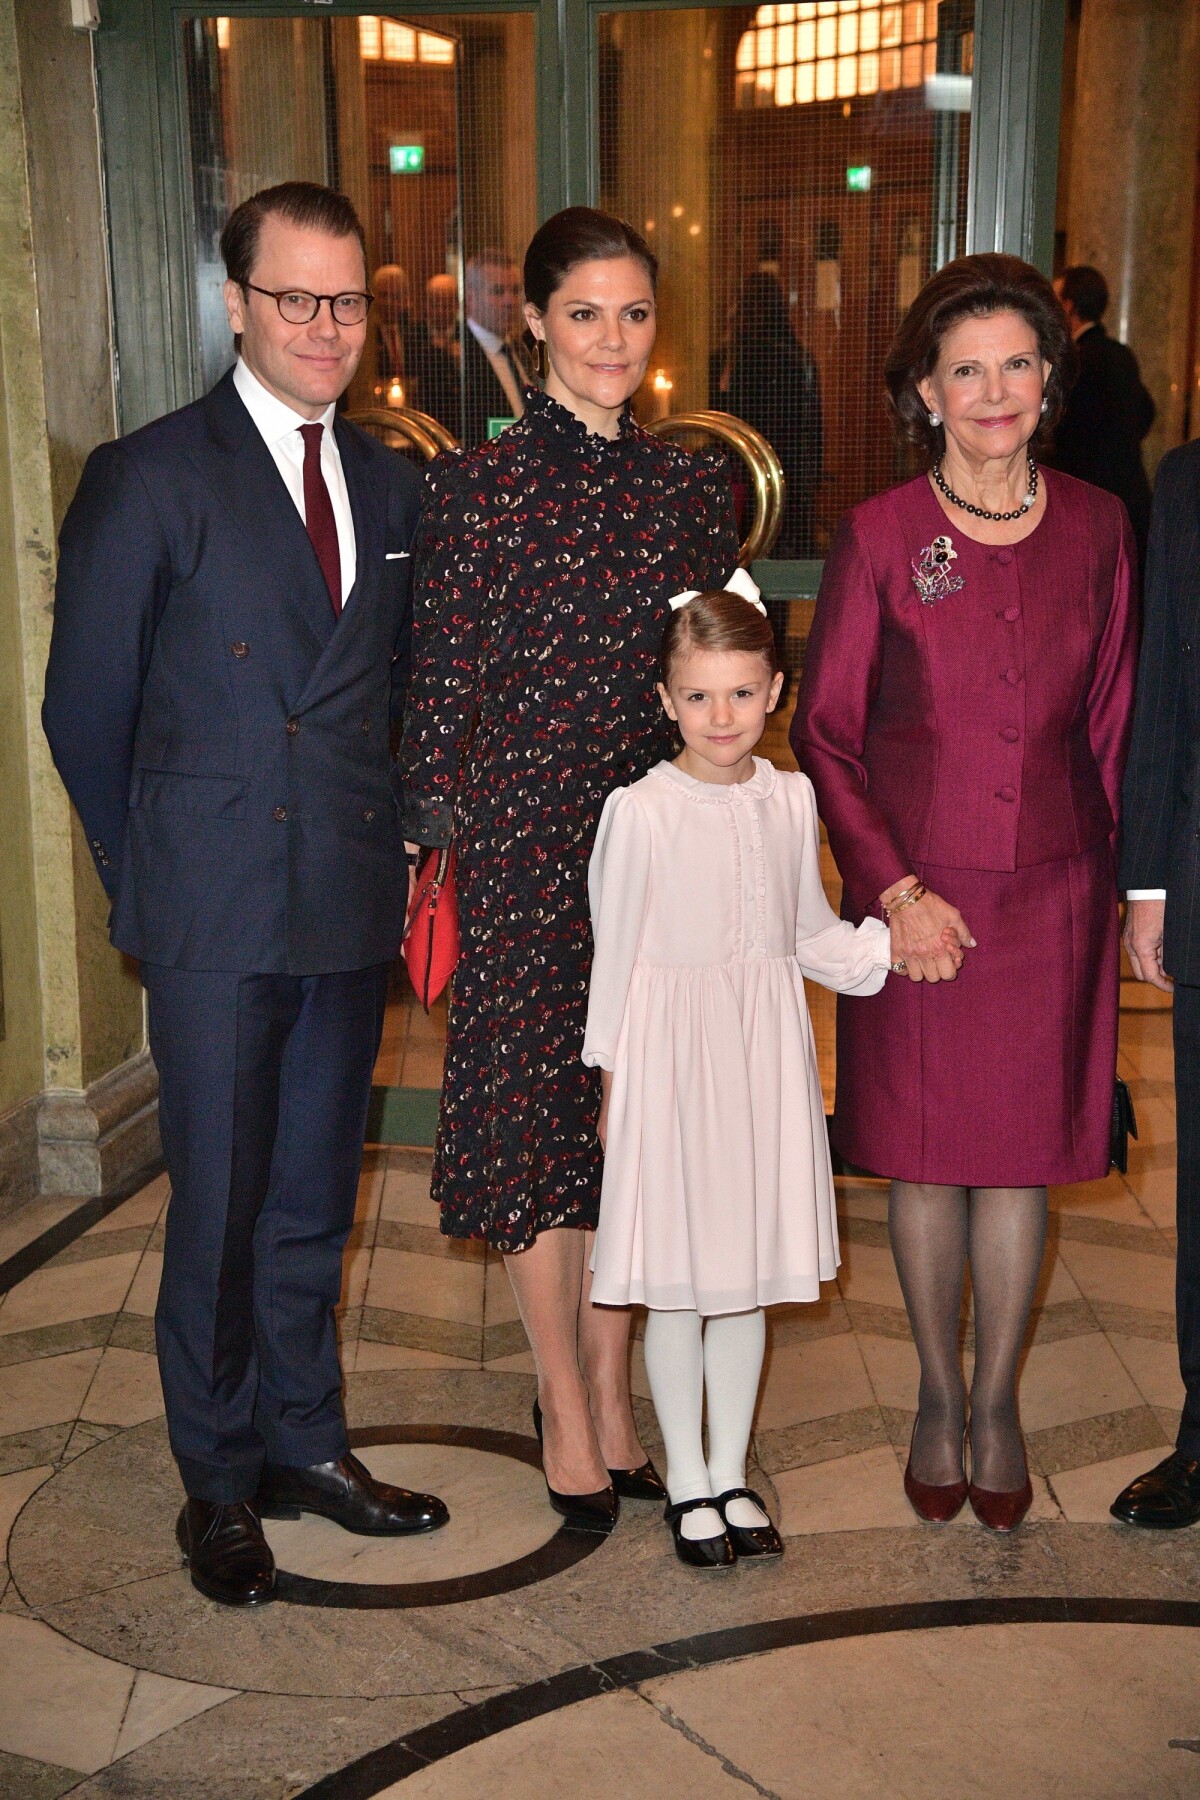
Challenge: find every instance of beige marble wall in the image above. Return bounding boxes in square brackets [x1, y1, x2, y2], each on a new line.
[1065, 0, 1200, 470]
[0, 0, 149, 1206]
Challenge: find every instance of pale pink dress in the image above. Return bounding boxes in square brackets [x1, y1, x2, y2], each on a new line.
[583, 758, 891, 1314]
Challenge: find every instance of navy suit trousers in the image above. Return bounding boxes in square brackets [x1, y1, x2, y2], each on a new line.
[145, 962, 390, 1502]
[1172, 984, 1200, 1459]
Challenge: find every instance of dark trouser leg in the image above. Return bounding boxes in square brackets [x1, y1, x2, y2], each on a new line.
[252, 963, 389, 1467]
[148, 967, 304, 1503]
[1172, 983, 1200, 1457]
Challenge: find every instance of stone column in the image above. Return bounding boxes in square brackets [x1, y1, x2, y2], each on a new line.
[1065, 0, 1200, 470]
[0, 0, 157, 1209]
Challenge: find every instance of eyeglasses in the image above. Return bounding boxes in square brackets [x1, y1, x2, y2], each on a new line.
[243, 284, 374, 326]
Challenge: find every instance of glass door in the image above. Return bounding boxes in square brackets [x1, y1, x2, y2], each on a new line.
[595, 0, 977, 561]
[178, 11, 537, 444]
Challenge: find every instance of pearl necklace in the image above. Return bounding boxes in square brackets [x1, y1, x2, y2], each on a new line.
[931, 455, 1038, 523]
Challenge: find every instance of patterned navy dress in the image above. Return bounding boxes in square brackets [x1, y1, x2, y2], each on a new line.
[399, 387, 739, 1251]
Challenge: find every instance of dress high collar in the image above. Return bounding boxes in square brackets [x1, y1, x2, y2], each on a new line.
[521, 384, 638, 452]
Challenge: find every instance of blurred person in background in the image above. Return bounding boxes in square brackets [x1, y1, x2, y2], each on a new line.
[1051, 264, 1155, 572]
[462, 249, 527, 444]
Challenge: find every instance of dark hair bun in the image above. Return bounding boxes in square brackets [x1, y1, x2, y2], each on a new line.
[524, 207, 658, 312]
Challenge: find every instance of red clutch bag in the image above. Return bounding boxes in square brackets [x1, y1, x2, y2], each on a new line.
[402, 844, 459, 1011]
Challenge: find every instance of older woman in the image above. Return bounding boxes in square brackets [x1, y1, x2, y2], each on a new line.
[793, 254, 1137, 1531]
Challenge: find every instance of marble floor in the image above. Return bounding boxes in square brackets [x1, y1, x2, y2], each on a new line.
[0, 980, 1195, 1797]
[1, 704, 1196, 1794]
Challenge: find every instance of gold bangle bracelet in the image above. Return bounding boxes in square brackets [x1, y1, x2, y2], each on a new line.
[883, 882, 927, 920]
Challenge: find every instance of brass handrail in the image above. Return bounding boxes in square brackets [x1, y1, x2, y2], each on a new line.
[345, 406, 459, 460]
[349, 402, 785, 562]
[645, 410, 786, 564]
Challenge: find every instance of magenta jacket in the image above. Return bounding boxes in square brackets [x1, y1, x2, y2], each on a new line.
[791, 468, 1138, 916]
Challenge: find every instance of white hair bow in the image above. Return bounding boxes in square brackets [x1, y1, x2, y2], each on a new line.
[667, 565, 767, 617]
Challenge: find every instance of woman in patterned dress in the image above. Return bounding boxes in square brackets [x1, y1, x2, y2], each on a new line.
[400, 209, 739, 1521]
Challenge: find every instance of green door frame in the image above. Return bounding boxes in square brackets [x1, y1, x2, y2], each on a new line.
[95, 0, 1067, 586]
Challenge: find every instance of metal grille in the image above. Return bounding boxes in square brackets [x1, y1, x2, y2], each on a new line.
[599, 0, 975, 554]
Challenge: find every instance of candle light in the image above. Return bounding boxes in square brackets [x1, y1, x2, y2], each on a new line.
[386, 377, 405, 408]
[650, 368, 673, 420]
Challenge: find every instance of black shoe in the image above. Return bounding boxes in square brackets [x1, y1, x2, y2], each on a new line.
[175, 1499, 276, 1607]
[532, 1401, 618, 1533]
[533, 1397, 661, 1503]
[610, 1459, 668, 1502]
[664, 1496, 736, 1568]
[1110, 1451, 1200, 1529]
[257, 1452, 449, 1536]
[714, 1487, 784, 1558]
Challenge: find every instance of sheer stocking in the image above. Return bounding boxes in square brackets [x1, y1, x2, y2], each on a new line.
[967, 1185, 1046, 1489]
[888, 1181, 969, 1484]
[503, 1230, 607, 1494]
[577, 1259, 644, 1468]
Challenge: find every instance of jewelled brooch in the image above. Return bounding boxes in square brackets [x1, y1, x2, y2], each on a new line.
[911, 534, 964, 606]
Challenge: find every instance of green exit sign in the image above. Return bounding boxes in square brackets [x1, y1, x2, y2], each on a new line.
[389, 144, 425, 175]
[846, 164, 872, 192]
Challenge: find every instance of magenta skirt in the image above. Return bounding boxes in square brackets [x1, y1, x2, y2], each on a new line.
[832, 841, 1119, 1187]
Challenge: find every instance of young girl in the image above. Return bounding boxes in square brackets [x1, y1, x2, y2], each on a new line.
[582, 575, 893, 1567]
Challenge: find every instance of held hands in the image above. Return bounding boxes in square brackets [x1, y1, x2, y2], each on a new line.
[881, 875, 976, 983]
[1123, 897, 1171, 993]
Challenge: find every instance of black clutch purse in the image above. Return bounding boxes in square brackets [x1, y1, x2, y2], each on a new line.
[1110, 1076, 1138, 1174]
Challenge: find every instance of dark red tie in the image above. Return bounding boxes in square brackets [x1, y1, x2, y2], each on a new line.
[299, 422, 342, 616]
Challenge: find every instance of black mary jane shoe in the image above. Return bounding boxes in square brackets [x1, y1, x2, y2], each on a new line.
[256, 1452, 449, 1536]
[610, 1459, 668, 1502]
[532, 1401, 619, 1534]
[176, 1499, 276, 1607]
[664, 1496, 737, 1569]
[714, 1487, 784, 1558]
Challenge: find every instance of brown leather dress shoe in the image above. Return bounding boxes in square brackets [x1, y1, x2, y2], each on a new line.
[257, 1452, 449, 1535]
[176, 1499, 276, 1606]
[1110, 1452, 1200, 1529]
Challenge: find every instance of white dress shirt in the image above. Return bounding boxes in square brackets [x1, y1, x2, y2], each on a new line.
[233, 357, 357, 604]
[465, 317, 524, 419]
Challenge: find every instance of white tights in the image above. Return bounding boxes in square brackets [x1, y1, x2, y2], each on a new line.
[641, 1307, 770, 1540]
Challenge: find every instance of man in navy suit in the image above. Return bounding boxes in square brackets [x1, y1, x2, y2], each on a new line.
[43, 182, 448, 1606]
[1113, 435, 1200, 1530]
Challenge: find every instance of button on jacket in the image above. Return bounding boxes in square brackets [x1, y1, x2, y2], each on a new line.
[43, 368, 421, 974]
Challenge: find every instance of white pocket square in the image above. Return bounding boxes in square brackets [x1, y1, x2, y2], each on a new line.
[385, 551, 411, 561]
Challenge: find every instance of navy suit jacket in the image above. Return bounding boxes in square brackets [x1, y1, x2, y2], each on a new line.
[1119, 437, 1200, 983]
[43, 369, 422, 975]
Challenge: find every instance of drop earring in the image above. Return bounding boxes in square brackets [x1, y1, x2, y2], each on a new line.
[532, 339, 549, 381]
[1040, 396, 1049, 414]
[928, 410, 942, 427]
